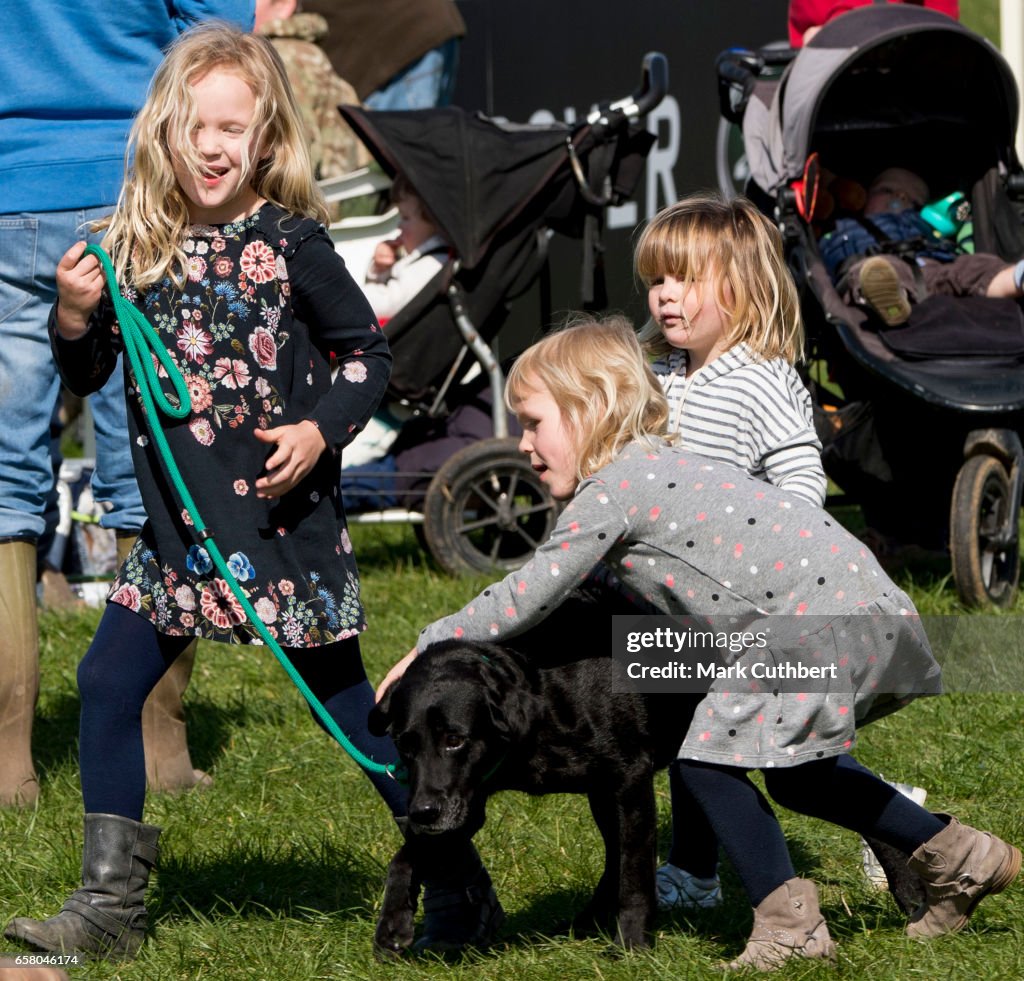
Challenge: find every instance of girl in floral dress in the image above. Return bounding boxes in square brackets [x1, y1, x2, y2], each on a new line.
[379, 319, 1019, 971]
[5, 24, 410, 959]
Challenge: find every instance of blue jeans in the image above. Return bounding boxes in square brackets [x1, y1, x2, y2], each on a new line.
[364, 39, 460, 110]
[0, 208, 144, 541]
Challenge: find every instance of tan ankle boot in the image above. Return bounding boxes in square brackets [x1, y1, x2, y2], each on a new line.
[116, 533, 210, 793]
[0, 540, 41, 806]
[726, 878, 836, 972]
[906, 816, 1021, 938]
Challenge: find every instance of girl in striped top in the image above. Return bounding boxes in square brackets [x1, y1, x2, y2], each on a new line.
[637, 193, 827, 508]
[635, 193, 828, 913]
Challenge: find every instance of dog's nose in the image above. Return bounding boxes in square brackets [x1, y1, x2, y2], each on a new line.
[408, 800, 443, 827]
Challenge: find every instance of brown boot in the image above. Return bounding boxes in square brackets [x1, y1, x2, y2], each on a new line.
[906, 816, 1021, 938]
[116, 533, 210, 793]
[726, 878, 836, 972]
[0, 540, 41, 806]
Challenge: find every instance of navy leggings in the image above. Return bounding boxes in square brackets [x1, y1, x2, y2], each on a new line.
[77, 602, 407, 821]
[675, 754, 947, 906]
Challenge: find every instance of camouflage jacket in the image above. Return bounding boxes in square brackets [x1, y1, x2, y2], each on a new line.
[260, 13, 369, 180]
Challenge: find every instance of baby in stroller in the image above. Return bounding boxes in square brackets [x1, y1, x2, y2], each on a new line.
[820, 166, 1024, 327]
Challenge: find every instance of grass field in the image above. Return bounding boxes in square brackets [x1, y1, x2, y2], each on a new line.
[2, 521, 1023, 981]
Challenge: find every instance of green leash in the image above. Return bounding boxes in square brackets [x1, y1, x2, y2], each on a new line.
[83, 244, 402, 782]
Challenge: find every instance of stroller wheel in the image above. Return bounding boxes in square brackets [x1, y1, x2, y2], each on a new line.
[423, 437, 559, 575]
[950, 454, 1021, 608]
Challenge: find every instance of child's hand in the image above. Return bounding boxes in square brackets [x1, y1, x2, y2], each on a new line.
[370, 239, 400, 274]
[55, 241, 104, 339]
[253, 420, 327, 499]
[376, 647, 418, 702]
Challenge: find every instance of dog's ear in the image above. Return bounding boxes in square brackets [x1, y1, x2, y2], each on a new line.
[368, 683, 395, 737]
[478, 650, 532, 742]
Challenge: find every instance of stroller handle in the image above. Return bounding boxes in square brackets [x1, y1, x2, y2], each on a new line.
[588, 51, 668, 124]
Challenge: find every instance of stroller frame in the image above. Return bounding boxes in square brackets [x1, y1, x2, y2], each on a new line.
[716, 5, 1024, 606]
[325, 53, 668, 575]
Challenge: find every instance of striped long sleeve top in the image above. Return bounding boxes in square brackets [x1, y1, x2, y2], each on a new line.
[652, 344, 827, 506]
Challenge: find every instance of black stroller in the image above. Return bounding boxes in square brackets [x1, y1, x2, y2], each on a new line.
[717, 5, 1024, 607]
[326, 53, 666, 575]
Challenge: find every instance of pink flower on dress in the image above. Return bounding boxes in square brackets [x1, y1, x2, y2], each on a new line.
[180, 612, 195, 628]
[254, 597, 277, 624]
[200, 578, 246, 629]
[189, 417, 215, 446]
[186, 255, 207, 282]
[185, 374, 213, 413]
[177, 323, 214, 364]
[248, 327, 278, 370]
[213, 357, 251, 389]
[239, 240, 277, 284]
[341, 361, 368, 384]
[278, 579, 295, 595]
[233, 479, 249, 496]
[111, 583, 142, 612]
[211, 255, 234, 277]
[174, 585, 196, 611]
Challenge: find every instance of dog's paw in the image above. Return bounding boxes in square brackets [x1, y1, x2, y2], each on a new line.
[373, 917, 415, 961]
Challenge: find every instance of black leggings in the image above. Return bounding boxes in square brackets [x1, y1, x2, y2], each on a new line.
[77, 602, 407, 821]
[675, 754, 946, 906]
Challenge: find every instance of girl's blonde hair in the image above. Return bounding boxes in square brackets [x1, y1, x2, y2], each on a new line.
[634, 193, 804, 363]
[506, 316, 671, 481]
[101, 21, 329, 288]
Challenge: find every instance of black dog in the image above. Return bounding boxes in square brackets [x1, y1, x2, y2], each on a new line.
[369, 591, 697, 952]
[370, 592, 925, 956]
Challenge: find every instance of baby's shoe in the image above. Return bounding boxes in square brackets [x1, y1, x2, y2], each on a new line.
[655, 862, 722, 911]
[858, 255, 912, 326]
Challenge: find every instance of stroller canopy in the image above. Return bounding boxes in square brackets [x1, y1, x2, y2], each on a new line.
[340, 106, 598, 270]
[745, 5, 1020, 197]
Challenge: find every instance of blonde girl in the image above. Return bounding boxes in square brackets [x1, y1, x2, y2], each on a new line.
[634, 193, 834, 909]
[380, 318, 1018, 970]
[636, 193, 826, 506]
[5, 23, 417, 960]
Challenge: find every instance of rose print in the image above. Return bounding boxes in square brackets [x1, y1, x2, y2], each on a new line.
[174, 584, 196, 611]
[187, 255, 207, 282]
[110, 583, 142, 612]
[254, 597, 277, 623]
[341, 361, 368, 383]
[249, 327, 278, 370]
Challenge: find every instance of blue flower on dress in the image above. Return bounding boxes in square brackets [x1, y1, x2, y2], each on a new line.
[213, 281, 238, 300]
[227, 551, 255, 582]
[228, 299, 250, 318]
[186, 544, 213, 575]
[317, 586, 340, 629]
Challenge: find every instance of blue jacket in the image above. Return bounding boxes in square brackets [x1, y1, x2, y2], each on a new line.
[2, 2, 253, 214]
[818, 210, 953, 279]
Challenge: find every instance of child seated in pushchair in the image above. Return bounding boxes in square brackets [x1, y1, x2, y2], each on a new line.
[819, 167, 1024, 326]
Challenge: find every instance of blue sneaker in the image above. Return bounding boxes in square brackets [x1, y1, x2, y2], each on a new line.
[655, 863, 722, 910]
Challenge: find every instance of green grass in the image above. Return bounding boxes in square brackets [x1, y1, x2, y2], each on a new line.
[3, 522, 1024, 980]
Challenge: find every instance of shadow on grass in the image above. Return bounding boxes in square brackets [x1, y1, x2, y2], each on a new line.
[154, 840, 384, 922]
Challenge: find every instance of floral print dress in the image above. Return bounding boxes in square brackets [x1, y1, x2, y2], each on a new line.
[50, 205, 391, 647]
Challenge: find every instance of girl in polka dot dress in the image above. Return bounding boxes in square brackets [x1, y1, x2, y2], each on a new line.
[379, 319, 1019, 970]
